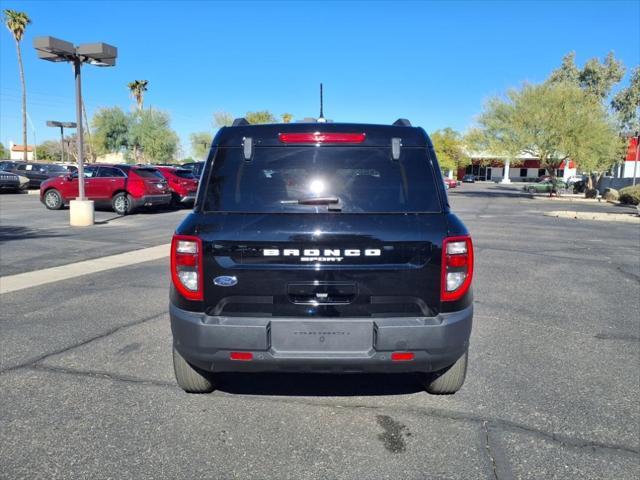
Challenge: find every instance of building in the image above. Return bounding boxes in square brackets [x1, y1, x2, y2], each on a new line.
[457, 151, 577, 182]
[95, 152, 126, 164]
[9, 142, 34, 161]
[614, 135, 639, 178]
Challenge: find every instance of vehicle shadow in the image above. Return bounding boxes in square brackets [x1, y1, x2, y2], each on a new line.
[0, 225, 67, 243]
[214, 372, 425, 396]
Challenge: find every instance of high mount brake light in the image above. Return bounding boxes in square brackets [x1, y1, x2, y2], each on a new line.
[171, 235, 203, 301]
[441, 236, 474, 302]
[278, 132, 366, 144]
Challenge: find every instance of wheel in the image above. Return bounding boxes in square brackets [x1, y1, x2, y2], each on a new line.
[43, 189, 63, 210]
[528, 186, 537, 194]
[112, 192, 134, 215]
[169, 193, 180, 208]
[424, 350, 468, 395]
[172, 346, 215, 393]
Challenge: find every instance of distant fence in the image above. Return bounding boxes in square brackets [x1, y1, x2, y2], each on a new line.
[597, 176, 638, 194]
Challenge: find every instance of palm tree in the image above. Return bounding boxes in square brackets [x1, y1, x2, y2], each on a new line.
[127, 80, 149, 111]
[281, 113, 293, 124]
[3, 9, 31, 161]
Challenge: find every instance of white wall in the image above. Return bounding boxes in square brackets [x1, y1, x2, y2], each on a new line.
[622, 160, 640, 178]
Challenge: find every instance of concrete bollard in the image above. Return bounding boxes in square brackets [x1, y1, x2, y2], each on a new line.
[69, 199, 95, 226]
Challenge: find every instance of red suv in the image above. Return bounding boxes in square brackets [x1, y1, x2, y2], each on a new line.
[40, 164, 172, 215]
[155, 166, 199, 207]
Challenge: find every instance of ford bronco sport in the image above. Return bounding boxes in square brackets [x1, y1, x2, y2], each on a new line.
[170, 119, 473, 394]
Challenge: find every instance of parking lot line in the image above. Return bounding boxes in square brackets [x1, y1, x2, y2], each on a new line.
[0, 243, 170, 295]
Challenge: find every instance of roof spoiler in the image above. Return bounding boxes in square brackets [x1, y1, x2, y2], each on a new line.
[232, 117, 250, 126]
[392, 118, 411, 126]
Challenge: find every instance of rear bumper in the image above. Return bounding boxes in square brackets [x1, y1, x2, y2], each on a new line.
[131, 194, 172, 208]
[170, 304, 473, 373]
[179, 192, 196, 204]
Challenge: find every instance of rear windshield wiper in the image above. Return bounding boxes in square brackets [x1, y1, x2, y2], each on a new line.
[280, 196, 342, 211]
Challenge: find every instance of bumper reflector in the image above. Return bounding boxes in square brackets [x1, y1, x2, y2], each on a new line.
[391, 352, 415, 362]
[230, 352, 253, 361]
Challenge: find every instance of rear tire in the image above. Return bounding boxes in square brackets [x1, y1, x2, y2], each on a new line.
[424, 350, 468, 395]
[112, 192, 134, 215]
[172, 346, 215, 393]
[43, 189, 63, 210]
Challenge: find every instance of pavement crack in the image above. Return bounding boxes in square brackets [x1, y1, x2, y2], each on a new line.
[20, 360, 640, 459]
[482, 421, 499, 480]
[29, 364, 175, 388]
[0, 311, 165, 375]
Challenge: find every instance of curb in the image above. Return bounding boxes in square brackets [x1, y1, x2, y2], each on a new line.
[544, 210, 640, 224]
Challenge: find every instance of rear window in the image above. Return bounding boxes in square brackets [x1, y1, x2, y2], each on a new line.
[133, 168, 163, 179]
[204, 147, 441, 213]
[43, 165, 68, 173]
[174, 169, 194, 179]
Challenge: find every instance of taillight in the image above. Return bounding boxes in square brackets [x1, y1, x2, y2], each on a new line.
[278, 132, 366, 144]
[171, 234, 203, 301]
[441, 236, 474, 302]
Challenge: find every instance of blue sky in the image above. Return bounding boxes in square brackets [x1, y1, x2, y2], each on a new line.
[1, 0, 639, 158]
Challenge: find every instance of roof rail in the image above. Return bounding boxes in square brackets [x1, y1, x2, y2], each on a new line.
[392, 118, 412, 127]
[232, 117, 250, 127]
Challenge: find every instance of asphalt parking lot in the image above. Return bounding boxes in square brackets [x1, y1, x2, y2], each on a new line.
[1, 184, 639, 479]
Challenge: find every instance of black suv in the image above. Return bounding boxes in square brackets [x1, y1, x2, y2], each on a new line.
[170, 119, 474, 394]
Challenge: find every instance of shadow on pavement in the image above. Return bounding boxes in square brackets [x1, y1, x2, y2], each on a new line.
[0, 225, 68, 243]
[214, 372, 425, 396]
[451, 188, 533, 199]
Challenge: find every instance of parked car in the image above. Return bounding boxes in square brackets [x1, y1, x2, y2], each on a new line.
[0, 171, 29, 192]
[444, 177, 458, 189]
[40, 164, 171, 215]
[9, 162, 72, 188]
[0, 160, 20, 172]
[169, 119, 474, 395]
[462, 174, 475, 183]
[524, 179, 568, 194]
[181, 161, 205, 180]
[156, 166, 199, 206]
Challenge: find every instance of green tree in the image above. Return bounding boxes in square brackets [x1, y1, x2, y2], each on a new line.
[612, 67, 640, 132]
[430, 128, 468, 173]
[548, 51, 625, 100]
[213, 111, 234, 127]
[281, 113, 294, 123]
[64, 133, 93, 163]
[91, 107, 130, 155]
[127, 80, 149, 111]
[190, 131, 213, 159]
[474, 82, 619, 183]
[37, 140, 62, 162]
[548, 52, 580, 85]
[245, 110, 277, 124]
[0, 142, 9, 158]
[3, 9, 31, 161]
[128, 108, 179, 164]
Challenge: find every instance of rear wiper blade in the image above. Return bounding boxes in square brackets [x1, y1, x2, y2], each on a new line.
[280, 196, 342, 211]
[280, 196, 339, 205]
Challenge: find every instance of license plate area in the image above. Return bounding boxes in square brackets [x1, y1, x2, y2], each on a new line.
[270, 320, 373, 354]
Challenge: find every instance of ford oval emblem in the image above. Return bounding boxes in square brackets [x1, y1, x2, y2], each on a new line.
[213, 276, 238, 287]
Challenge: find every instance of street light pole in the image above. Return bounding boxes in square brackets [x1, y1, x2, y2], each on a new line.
[47, 121, 77, 165]
[60, 126, 64, 162]
[74, 58, 86, 200]
[633, 132, 639, 187]
[34, 36, 117, 226]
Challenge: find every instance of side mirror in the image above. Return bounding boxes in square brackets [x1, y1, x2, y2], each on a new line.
[65, 174, 73, 181]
